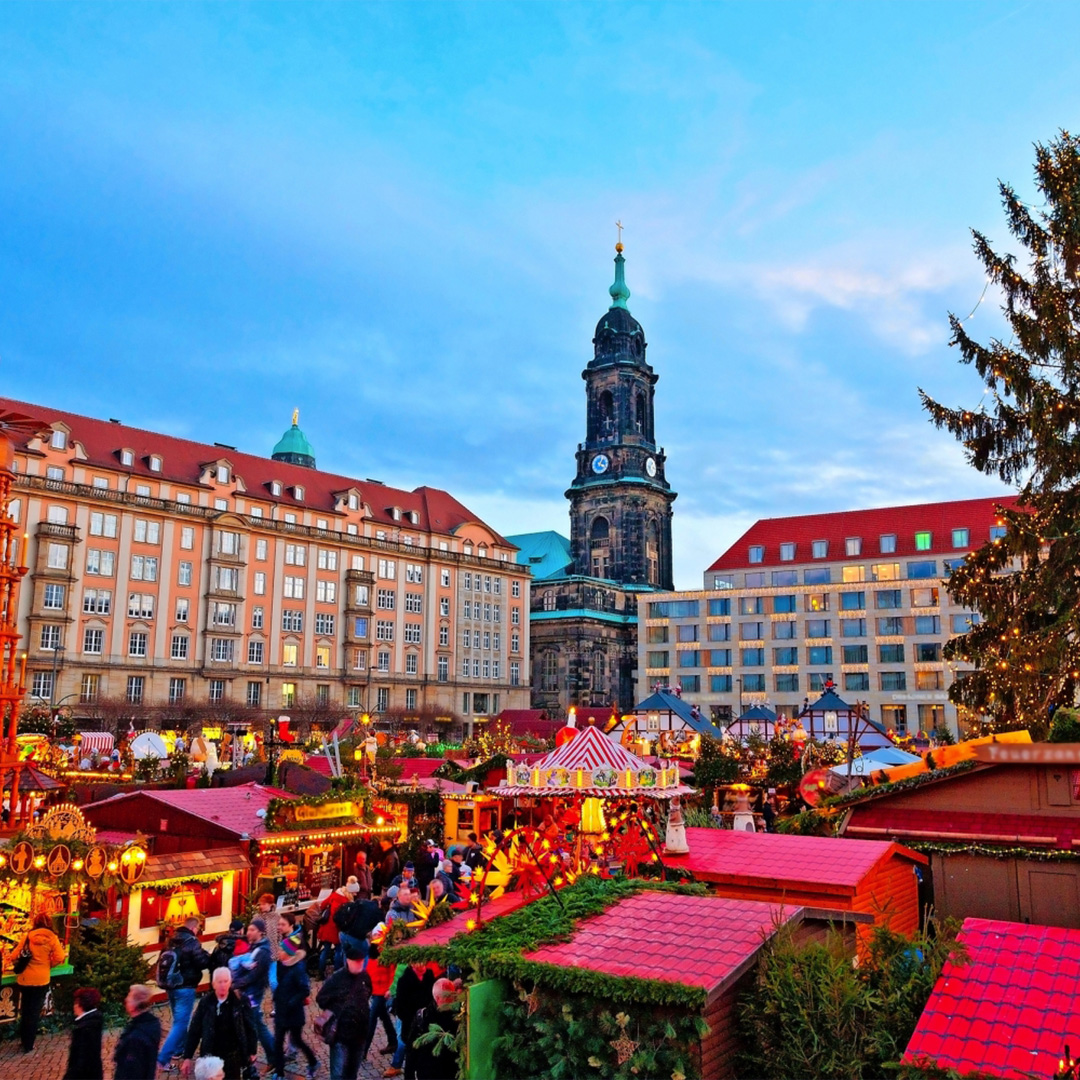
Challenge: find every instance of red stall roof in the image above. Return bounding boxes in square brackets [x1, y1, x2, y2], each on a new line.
[91, 782, 291, 840]
[904, 918, 1080, 1079]
[524, 892, 802, 997]
[663, 828, 925, 895]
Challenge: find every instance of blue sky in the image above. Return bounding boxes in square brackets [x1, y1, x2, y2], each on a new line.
[2, 2, 1077, 586]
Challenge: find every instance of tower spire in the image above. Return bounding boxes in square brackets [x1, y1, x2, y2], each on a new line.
[609, 231, 630, 311]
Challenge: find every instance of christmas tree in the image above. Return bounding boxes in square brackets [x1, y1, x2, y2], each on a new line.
[923, 131, 1080, 735]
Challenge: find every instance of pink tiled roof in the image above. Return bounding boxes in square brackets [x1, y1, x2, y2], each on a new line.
[904, 918, 1080, 1079]
[708, 496, 1018, 572]
[90, 782, 290, 839]
[524, 892, 800, 992]
[663, 828, 924, 893]
[3, 395, 509, 543]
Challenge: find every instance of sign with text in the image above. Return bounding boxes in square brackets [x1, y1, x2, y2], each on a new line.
[294, 800, 359, 823]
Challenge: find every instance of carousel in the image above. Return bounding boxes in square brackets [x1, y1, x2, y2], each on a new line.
[494, 720, 696, 871]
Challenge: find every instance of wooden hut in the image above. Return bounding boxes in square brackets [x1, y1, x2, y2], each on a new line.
[840, 741, 1080, 928]
[662, 827, 925, 940]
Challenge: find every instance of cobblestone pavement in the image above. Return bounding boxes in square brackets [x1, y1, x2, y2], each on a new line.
[0, 987, 393, 1080]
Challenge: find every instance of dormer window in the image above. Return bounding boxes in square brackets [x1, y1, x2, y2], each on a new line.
[348, 493, 359, 510]
[216, 465, 230, 484]
[390, 507, 402, 522]
[811, 540, 829, 558]
[50, 429, 67, 451]
[293, 485, 304, 501]
[149, 455, 162, 472]
[120, 449, 134, 467]
[270, 481, 283, 497]
[408, 510, 420, 525]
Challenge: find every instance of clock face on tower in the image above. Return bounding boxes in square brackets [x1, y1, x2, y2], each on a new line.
[645, 457, 657, 478]
[591, 454, 610, 475]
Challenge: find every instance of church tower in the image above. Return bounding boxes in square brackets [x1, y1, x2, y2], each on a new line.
[272, 410, 317, 469]
[567, 244, 676, 589]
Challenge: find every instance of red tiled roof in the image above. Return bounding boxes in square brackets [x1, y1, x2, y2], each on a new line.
[3, 395, 509, 543]
[90, 782, 290, 839]
[845, 805, 1080, 848]
[401, 891, 537, 948]
[663, 828, 924, 893]
[141, 845, 250, 885]
[398, 758, 459, 780]
[707, 496, 1018, 572]
[524, 893, 800, 993]
[904, 918, 1080, 1079]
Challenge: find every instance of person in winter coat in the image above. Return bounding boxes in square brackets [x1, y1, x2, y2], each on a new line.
[181, 967, 257, 1080]
[406, 979, 461, 1080]
[157, 916, 212, 1069]
[113, 984, 162, 1080]
[63, 986, 103, 1080]
[209, 919, 246, 972]
[272, 915, 318, 1080]
[377, 842, 401, 894]
[317, 885, 349, 978]
[16, 911, 65, 1052]
[363, 944, 399, 1060]
[384, 962, 436, 1078]
[315, 940, 372, 1080]
[404, 978, 459, 1080]
[232, 917, 275, 1065]
[462, 834, 485, 872]
[352, 851, 374, 899]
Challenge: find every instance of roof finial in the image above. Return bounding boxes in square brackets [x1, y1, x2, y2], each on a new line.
[609, 228, 630, 310]
[292, 408, 299, 427]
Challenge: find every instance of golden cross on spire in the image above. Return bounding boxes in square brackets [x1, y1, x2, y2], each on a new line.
[616, 220, 624, 244]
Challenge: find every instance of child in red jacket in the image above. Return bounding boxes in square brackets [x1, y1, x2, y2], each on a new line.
[363, 944, 399, 1060]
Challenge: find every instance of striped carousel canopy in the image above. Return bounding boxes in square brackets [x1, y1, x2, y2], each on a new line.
[499, 724, 694, 797]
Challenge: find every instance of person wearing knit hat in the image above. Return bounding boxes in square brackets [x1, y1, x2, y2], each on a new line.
[272, 913, 317, 1080]
[250, 916, 267, 936]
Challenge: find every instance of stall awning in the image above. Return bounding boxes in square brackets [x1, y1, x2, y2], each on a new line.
[0, 765, 66, 793]
[496, 784, 696, 798]
[140, 845, 250, 886]
[256, 822, 401, 849]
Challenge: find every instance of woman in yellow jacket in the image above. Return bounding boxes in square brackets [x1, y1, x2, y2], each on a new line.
[17, 911, 65, 1052]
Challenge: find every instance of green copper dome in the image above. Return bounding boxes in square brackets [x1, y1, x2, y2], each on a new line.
[272, 410, 316, 469]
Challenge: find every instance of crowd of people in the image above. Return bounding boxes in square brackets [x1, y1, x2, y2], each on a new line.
[46, 833, 490, 1080]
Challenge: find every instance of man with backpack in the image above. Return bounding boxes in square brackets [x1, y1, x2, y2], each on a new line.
[231, 917, 275, 1068]
[156, 917, 211, 1072]
[334, 883, 382, 956]
[315, 940, 373, 1080]
[208, 919, 246, 974]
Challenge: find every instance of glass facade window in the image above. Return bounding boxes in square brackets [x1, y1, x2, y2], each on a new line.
[879, 643, 905, 663]
[882, 704, 907, 734]
[842, 644, 868, 664]
[745, 572, 766, 588]
[811, 540, 828, 558]
[880, 671, 907, 691]
[707, 649, 732, 666]
[779, 543, 796, 561]
[911, 587, 939, 607]
[708, 598, 731, 616]
[646, 651, 669, 668]
[708, 623, 731, 641]
[842, 565, 866, 583]
[677, 624, 700, 642]
[775, 673, 799, 692]
[880, 534, 897, 553]
[951, 612, 981, 633]
[952, 528, 970, 548]
[872, 562, 901, 581]
[806, 618, 830, 638]
[876, 589, 903, 609]
[773, 595, 797, 614]
[739, 622, 764, 640]
[807, 645, 833, 665]
[773, 621, 796, 640]
[844, 672, 870, 692]
[907, 560, 938, 579]
[808, 673, 832, 692]
[915, 531, 932, 551]
[710, 674, 732, 692]
[647, 626, 669, 644]
[748, 545, 764, 563]
[804, 567, 831, 584]
[878, 616, 905, 635]
[915, 615, 942, 635]
[845, 538, 862, 556]
[771, 570, 797, 586]
[916, 670, 944, 690]
[677, 651, 700, 668]
[806, 593, 829, 612]
[840, 591, 865, 611]
[840, 618, 867, 638]
[743, 674, 765, 692]
[741, 648, 765, 666]
[739, 596, 763, 616]
[678, 675, 700, 693]
[648, 600, 700, 618]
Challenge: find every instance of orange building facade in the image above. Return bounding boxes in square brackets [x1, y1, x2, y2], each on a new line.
[3, 396, 530, 730]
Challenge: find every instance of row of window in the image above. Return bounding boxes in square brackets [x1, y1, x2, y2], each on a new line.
[733, 615, 947, 640]
[671, 671, 942, 694]
[653, 642, 944, 669]
[745, 526, 1001, 565]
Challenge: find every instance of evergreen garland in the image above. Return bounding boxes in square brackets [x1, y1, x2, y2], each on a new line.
[824, 760, 979, 809]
